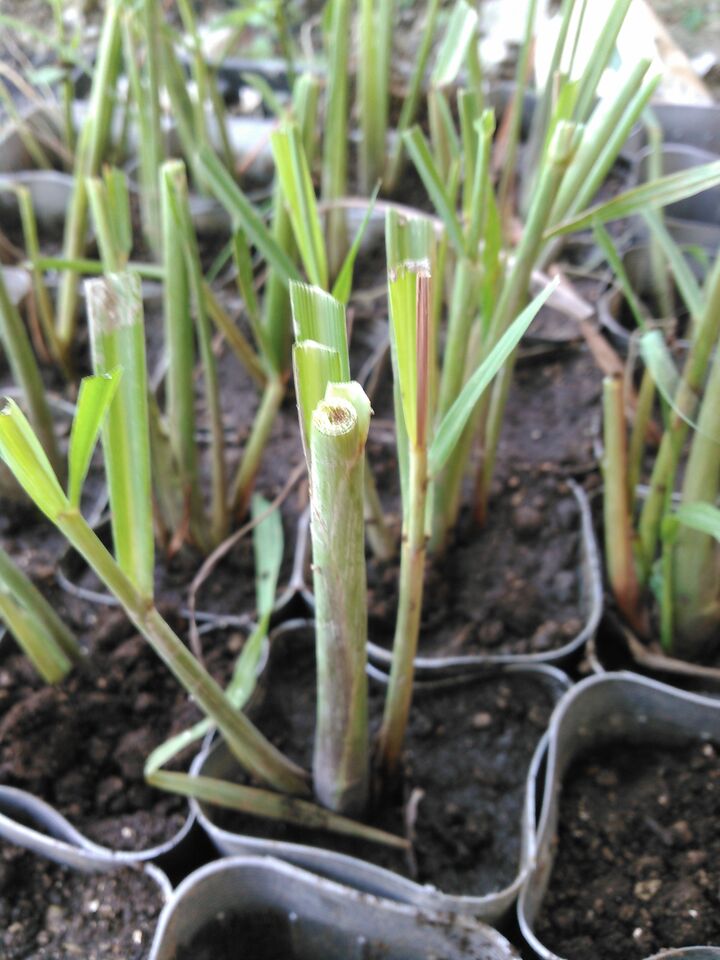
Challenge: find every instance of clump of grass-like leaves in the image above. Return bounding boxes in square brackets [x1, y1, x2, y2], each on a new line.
[600, 225, 720, 661]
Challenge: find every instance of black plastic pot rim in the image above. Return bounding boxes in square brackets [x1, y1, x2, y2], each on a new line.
[189, 626, 571, 925]
[517, 671, 720, 960]
[147, 854, 521, 960]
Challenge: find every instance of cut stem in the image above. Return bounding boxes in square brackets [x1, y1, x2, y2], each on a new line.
[86, 273, 154, 596]
[602, 375, 644, 634]
[310, 394, 370, 815]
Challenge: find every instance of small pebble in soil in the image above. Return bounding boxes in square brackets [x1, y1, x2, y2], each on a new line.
[513, 504, 544, 537]
[535, 739, 720, 960]
[0, 842, 163, 959]
[471, 711, 492, 729]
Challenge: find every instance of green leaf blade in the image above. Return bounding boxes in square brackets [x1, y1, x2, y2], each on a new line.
[0, 399, 68, 520]
[429, 278, 559, 474]
[68, 370, 122, 509]
[546, 159, 720, 238]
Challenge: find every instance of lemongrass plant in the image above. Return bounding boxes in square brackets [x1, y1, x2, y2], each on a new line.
[0, 227, 554, 843]
[402, 0, 720, 553]
[0, 370, 405, 848]
[601, 231, 720, 661]
[285, 270, 556, 806]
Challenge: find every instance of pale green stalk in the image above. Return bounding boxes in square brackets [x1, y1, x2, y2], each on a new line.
[377, 268, 430, 782]
[49, 0, 76, 155]
[203, 282, 267, 388]
[549, 60, 651, 225]
[428, 256, 481, 550]
[358, 0, 394, 193]
[364, 468, 395, 560]
[497, 0, 537, 222]
[14, 187, 64, 370]
[638, 253, 720, 574]
[0, 78, 52, 169]
[322, 0, 350, 278]
[377, 443, 428, 780]
[34, 257, 164, 280]
[459, 90, 480, 221]
[0, 266, 60, 475]
[159, 30, 202, 184]
[671, 346, 720, 655]
[572, 0, 632, 123]
[0, 545, 80, 683]
[159, 161, 205, 547]
[122, 0, 163, 253]
[309, 392, 370, 815]
[602, 375, 644, 634]
[169, 174, 228, 547]
[645, 113, 674, 321]
[475, 122, 579, 520]
[428, 88, 460, 183]
[262, 77, 320, 375]
[540, 76, 660, 274]
[521, 0, 575, 212]
[231, 374, 285, 518]
[86, 274, 154, 596]
[86, 178, 123, 272]
[0, 591, 71, 684]
[436, 259, 481, 419]
[384, 0, 441, 192]
[56, 0, 122, 356]
[176, 0, 234, 172]
[627, 367, 656, 504]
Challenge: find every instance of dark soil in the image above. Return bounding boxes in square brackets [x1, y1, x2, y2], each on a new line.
[534, 739, 720, 959]
[359, 332, 603, 661]
[0, 842, 163, 959]
[0, 615, 211, 851]
[368, 472, 585, 659]
[210, 629, 559, 897]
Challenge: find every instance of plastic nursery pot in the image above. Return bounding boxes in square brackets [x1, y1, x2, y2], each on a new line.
[0, 791, 171, 957]
[587, 613, 720, 696]
[190, 620, 571, 926]
[517, 672, 720, 960]
[0, 100, 273, 233]
[0, 778, 196, 873]
[0, 785, 173, 890]
[630, 102, 720, 158]
[596, 244, 704, 353]
[631, 144, 720, 249]
[366, 479, 603, 676]
[0, 167, 231, 240]
[148, 855, 521, 960]
[646, 951, 720, 960]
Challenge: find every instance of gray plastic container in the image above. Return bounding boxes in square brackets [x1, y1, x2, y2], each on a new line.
[191, 635, 570, 926]
[0, 782, 194, 871]
[148, 855, 521, 960]
[517, 672, 720, 959]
